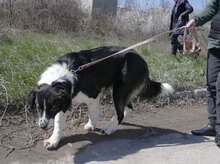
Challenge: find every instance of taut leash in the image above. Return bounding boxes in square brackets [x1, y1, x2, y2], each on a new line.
[72, 25, 197, 73]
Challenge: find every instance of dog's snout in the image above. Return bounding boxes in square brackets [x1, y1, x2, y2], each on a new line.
[38, 118, 49, 129]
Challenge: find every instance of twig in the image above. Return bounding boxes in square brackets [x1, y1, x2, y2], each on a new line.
[0, 83, 9, 126]
[25, 104, 30, 131]
[24, 104, 35, 146]
[0, 142, 13, 149]
[0, 134, 39, 159]
[0, 140, 15, 159]
[4, 147, 15, 159]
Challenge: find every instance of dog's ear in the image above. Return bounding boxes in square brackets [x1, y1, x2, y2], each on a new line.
[26, 86, 38, 109]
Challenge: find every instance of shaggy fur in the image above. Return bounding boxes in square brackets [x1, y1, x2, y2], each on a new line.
[27, 46, 174, 150]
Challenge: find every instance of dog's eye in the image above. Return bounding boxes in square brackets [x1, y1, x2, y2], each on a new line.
[49, 107, 58, 117]
[51, 108, 56, 112]
[50, 106, 57, 113]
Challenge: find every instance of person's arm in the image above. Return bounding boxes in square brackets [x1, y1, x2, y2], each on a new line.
[194, 0, 218, 26]
[179, 0, 193, 19]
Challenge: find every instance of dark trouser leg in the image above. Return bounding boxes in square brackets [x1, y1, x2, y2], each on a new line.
[191, 49, 220, 136]
[216, 72, 220, 132]
[215, 49, 220, 132]
[170, 33, 181, 55]
[207, 49, 220, 128]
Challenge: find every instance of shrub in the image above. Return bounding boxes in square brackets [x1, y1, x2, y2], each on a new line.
[0, 0, 87, 33]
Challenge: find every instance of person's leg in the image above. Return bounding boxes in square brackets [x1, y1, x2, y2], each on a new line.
[206, 49, 220, 125]
[214, 49, 220, 146]
[192, 49, 220, 136]
[177, 43, 183, 53]
[216, 71, 220, 132]
[170, 34, 180, 55]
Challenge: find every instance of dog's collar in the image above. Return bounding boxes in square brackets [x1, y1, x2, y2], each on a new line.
[63, 65, 78, 81]
[63, 65, 70, 73]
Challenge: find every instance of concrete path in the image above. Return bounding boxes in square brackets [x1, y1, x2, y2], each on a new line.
[73, 133, 220, 164]
[6, 103, 220, 164]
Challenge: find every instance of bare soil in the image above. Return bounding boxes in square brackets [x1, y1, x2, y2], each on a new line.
[0, 98, 211, 164]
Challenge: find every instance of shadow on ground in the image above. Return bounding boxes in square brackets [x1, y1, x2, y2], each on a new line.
[58, 123, 209, 164]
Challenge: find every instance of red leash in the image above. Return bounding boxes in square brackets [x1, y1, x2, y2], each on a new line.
[72, 25, 195, 73]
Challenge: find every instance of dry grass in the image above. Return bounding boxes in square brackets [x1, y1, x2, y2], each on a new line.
[0, 0, 87, 33]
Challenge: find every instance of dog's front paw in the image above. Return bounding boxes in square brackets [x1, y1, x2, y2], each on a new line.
[84, 123, 95, 131]
[43, 138, 59, 150]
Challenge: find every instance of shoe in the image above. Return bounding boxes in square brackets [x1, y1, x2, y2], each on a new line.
[191, 124, 216, 136]
[215, 132, 220, 147]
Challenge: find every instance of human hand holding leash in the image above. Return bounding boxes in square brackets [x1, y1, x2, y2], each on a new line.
[186, 19, 196, 30]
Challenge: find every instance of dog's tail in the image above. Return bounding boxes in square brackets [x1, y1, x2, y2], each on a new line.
[140, 79, 174, 99]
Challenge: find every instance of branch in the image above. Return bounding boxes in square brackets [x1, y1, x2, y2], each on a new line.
[0, 82, 9, 126]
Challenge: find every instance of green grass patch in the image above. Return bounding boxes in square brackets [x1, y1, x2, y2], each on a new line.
[144, 54, 206, 90]
[0, 30, 206, 107]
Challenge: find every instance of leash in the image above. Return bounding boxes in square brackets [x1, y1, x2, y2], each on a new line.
[72, 25, 198, 73]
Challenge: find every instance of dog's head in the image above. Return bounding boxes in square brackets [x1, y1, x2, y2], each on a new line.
[27, 81, 72, 130]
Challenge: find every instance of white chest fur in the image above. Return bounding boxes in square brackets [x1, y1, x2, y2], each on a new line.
[38, 63, 74, 86]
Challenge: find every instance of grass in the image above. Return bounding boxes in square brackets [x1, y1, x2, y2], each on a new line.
[145, 54, 206, 90]
[0, 29, 207, 107]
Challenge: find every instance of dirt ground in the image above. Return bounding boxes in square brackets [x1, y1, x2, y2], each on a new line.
[0, 98, 218, 164]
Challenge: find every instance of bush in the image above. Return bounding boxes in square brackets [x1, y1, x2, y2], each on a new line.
[0, 0, 87, 33]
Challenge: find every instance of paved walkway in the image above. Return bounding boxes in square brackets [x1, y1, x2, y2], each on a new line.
[73, 133, 220, 164]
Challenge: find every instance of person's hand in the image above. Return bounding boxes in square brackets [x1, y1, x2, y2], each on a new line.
[178, 16, 182, 21]
[186, 19, 196, 30]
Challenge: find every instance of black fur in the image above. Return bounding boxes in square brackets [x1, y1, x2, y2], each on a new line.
[57, 46, 157, 99]
[28, 46, 171, 127]
[57, 47, 163, 122]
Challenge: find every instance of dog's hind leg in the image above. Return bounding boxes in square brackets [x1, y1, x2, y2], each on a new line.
[103, 84, 129, 135]
[84, 94, 100, 131]
[123, 102, 133, 122]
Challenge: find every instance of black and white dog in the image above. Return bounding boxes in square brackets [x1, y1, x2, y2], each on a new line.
[27, 46, 174, 150]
